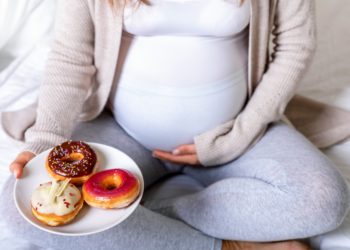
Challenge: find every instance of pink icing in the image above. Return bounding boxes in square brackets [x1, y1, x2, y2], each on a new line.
[83, 169, 138, 199]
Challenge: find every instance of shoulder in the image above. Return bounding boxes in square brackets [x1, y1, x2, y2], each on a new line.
[56, 0, 97, 19]
[55, 0, 108, 29]
[275, 0, 315, 15]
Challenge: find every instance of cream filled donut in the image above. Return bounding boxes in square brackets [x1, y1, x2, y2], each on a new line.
[31, 180, 84, 226]
[82, 169, 140, 209]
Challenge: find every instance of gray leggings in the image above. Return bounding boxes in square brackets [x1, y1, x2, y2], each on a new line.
[1, 109, 349, 250]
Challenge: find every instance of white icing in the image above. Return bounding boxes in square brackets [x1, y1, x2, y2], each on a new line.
[31, 182, 81, 216]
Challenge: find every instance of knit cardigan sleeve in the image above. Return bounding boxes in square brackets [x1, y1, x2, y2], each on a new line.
[193, 0, 317, 166]
[21, 0, 96, 154]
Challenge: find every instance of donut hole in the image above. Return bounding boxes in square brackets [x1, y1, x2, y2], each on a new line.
[101, 176, 123, 191]
[106, 184, 117, 191]
[63, 153, 84, 164]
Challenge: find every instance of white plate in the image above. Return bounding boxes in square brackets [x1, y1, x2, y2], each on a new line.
[13, 142, 144, 236]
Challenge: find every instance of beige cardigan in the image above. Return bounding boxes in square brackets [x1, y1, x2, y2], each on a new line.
[2, 0, 350, 167]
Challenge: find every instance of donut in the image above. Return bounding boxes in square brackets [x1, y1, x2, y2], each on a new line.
[82, 169, 141, 209]
[31, 180, 84, 226]
[46, 141, 98, 185]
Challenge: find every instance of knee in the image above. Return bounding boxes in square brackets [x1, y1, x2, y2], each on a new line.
[304, 168, 350, 234]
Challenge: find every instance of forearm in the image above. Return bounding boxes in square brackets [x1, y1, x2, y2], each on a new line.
[22, 70, 93, 154]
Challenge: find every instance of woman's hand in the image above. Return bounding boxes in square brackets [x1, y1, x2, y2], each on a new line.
[152, 144, 201, 166]
[9, 151, 36, 178]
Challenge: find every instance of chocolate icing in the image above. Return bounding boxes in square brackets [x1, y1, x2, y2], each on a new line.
[47, 141, 97, 177]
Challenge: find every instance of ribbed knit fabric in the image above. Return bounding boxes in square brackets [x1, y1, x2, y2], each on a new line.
[1, 0, 317, 167]
[21, 0, 97, 154]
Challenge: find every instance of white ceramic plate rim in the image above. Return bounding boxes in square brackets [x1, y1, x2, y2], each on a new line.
[13, 142, 144, 236]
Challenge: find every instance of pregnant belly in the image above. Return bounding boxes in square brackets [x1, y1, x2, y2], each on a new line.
[110, 79, 247, 152]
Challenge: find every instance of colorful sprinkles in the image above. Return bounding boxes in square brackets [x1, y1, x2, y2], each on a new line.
[47, 141, 97, 177]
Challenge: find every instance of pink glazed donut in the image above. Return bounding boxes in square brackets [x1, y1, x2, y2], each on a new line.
[82, 169, 141, 209]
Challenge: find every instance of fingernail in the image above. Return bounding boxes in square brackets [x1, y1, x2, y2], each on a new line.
[172, 149, 180, 155]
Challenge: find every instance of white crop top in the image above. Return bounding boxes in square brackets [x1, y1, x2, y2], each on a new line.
[108, 0, 251, 152]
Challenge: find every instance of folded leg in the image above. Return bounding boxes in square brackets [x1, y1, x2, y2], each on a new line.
[146, 122, 350, 241]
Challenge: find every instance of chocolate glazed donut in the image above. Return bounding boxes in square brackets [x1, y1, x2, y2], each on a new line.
[46, 141, 98, 185]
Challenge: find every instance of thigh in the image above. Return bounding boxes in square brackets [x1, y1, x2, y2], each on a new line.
[184, 121, 348, 192]
[71, 109, 170, 188]
[143, 174, 205, 202]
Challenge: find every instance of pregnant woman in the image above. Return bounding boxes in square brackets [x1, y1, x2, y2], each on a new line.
[4, 0, 350, 249]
